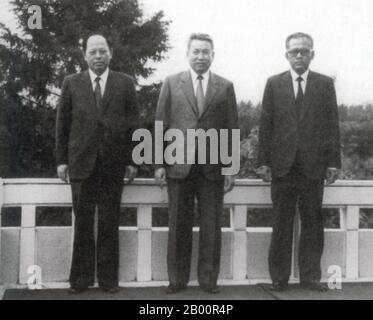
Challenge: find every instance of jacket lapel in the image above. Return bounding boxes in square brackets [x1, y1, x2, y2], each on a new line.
[281, 71, 298, 119]
[200, 72, 220, 119]
[299, 71, 315, 122]
[81, 71, 97, 114]
[101, 70, 117, 114]
[180, 71, 199, 118]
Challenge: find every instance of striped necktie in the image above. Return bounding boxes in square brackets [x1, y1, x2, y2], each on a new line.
[196, 75, 205, 116]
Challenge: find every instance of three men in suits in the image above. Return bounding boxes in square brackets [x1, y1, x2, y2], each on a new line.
[257, 33, 341, 292]
[155, 33, 239, 294]
[56, 34, 139, 293]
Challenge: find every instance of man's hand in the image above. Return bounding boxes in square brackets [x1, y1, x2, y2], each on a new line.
[326, 167, 339, 185]
[224, 175, 236, 194]
[125, 166, 138, 184]
[57, 164, 69, 183]
[256, 165, 272, 182]
[155, 168, 167, 189]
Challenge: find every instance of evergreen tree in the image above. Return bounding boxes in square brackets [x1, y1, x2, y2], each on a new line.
[0, 0, 170, 177]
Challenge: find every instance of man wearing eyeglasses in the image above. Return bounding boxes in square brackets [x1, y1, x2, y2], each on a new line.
[257, 33, 341, 292]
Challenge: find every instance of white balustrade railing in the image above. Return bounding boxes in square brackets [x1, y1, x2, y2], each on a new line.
[1, 178, 373, 285]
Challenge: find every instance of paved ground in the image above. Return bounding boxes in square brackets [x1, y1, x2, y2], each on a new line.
[2, 283, 373, 300]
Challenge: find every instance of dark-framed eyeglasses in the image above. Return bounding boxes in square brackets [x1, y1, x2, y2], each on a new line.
[287, 49, 313, 57]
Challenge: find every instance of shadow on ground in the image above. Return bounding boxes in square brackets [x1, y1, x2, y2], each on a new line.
[2, 283, 373, 300]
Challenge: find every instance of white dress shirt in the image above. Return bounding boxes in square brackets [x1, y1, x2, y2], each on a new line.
[190, 69, 210, 97]
[290, 68, 309, 97]
[88, 68, 109, 96]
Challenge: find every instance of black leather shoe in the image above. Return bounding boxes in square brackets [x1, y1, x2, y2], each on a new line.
[68, 286, 87, 294]
[300, 281, 328, 292]
[101, 286, 120, 293]
[165, 284, 186, 294]
[270, 282, 288, 292]
[201, 286, 220, 294]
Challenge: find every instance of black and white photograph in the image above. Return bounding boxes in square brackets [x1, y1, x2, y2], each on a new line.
[1, 0, 373, 305]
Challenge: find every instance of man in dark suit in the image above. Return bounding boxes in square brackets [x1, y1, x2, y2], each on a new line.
[155, 33, 239, 294]
[56, 34, 139, 294]
[257, 32, 341, 292]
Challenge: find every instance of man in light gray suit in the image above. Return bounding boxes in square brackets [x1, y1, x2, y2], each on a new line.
[155, 33, 239, 294]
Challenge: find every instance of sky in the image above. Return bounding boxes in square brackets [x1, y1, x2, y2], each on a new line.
[1, 0, 373, 105]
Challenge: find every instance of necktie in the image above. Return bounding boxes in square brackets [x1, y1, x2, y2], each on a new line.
[196, 75, 205, 116]
[295, 76, 304, 119]
[94, 77, 102, 111]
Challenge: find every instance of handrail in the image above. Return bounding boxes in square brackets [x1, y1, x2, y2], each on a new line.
[1, 178, 373, 285]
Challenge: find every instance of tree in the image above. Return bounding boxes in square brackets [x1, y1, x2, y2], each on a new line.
[0, 0, 170, 177]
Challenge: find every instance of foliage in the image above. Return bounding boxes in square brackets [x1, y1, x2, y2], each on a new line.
[0, 0, 170, 178]
[238, 103, 373, 180]
[1, 1, 373, 182]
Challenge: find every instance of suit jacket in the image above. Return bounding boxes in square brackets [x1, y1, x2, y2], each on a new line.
[258, 70, 341, 179]
[56, 69, 139, 180]
[155, 71, 239, 180]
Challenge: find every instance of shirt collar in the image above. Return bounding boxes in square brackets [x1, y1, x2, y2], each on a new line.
[290, 68, 309, 82]
[190, 68, 210, 82]
[89, 68, 109, 84]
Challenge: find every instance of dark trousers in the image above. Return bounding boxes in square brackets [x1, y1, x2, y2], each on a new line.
[69, 158, 123, 289]
[269, 161, 325, 284]
[167, 166, 224, 288]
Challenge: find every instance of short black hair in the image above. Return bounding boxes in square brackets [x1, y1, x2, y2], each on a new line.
[187, 33, 214, 50]
[286, 32, 314, 49]
[82, 33, 112, 53]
